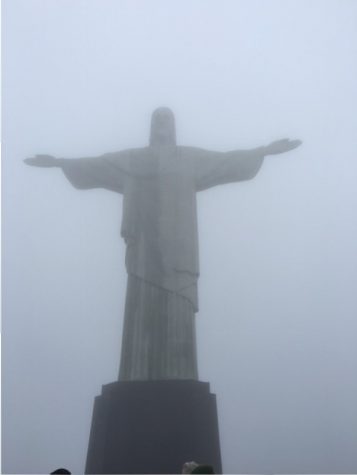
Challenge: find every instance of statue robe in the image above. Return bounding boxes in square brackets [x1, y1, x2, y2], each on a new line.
[60, 145, 264, 380]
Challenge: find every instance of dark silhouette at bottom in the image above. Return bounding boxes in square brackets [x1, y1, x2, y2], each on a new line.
[191, 464, 215, 474]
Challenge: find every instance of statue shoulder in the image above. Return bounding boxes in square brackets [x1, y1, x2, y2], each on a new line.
[104, 147, 147, 166]
[127, 146, 149, 158]
[177, 146, 204, 160]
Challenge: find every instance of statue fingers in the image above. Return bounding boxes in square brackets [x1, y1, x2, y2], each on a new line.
[24, 157, 37, 165]
[288, 139, 303, 149]
[24, 155, 56, 167]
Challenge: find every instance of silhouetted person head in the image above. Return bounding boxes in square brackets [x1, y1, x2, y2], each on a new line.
[50, 469, 71, 474]
[190, 464, 215, 474]
[182, 461, 199, 473]
[150, 107, 176, 147]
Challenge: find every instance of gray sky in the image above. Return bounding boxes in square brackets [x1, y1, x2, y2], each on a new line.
[2, 0, 357, 473]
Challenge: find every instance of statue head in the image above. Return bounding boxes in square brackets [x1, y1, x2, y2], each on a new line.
[150, 107, 176, 146]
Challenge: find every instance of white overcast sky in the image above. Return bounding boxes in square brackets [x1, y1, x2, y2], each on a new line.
[2, 0, 357, 473]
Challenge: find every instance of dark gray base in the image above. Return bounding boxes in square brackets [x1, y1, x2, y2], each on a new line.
[85, 380, 222, 474]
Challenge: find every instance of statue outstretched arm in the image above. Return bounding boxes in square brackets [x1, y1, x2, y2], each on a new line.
[24, 151, 130, 193]
[264, 139, 302, 156]
[24, 155, 59, 168]
[192, 139, 302, 191]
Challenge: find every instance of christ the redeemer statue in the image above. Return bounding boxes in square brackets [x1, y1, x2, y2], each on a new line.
[25, 107, 301, 382]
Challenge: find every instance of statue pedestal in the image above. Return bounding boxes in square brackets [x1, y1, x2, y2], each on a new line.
[85, 380, 222, 474]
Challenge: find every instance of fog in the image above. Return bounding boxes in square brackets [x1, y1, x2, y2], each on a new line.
[2, 0, 357, 473]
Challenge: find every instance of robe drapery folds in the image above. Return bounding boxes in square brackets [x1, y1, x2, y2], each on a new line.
[60, 146, 264, 380]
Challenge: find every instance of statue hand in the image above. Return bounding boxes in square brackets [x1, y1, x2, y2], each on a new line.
[24, 155, 59, 167]
[265, 139, 302, 155]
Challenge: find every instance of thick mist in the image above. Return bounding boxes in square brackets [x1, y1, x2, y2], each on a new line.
[2, 0, 357, 473]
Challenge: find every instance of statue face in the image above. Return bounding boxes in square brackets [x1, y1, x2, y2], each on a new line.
[150, 107, 176, 146]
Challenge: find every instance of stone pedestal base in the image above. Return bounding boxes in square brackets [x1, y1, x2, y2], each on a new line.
[85, 380, 222, 474]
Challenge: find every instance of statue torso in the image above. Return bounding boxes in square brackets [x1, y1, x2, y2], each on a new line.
[121, 146, 199, 310]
